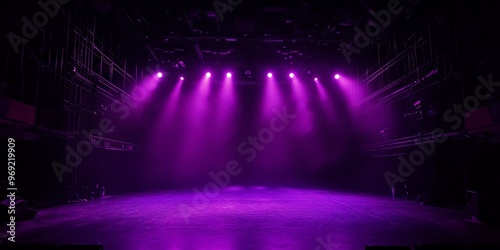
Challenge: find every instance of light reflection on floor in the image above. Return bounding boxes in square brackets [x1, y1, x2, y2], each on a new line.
[13, 187, 500, 250]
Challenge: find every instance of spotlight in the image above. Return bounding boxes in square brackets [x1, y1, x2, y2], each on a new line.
[180, 76, 184, 81]
[289, 73, 295, 78]
[314, 77, 318, 81]
[267, 73, 273, 78]
[226, 72, 232, 78]
[157, 72, 163, 78]
[334, 74, 340, 79]
[206, 72, 211, 78]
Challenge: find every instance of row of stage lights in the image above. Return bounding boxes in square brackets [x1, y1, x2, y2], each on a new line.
[156, 72, 341, 81]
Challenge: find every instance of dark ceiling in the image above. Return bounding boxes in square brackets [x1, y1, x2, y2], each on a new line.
[98, 0, 420, 74]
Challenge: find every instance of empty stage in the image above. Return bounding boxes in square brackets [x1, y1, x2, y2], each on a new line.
[12, 188, 500, 250]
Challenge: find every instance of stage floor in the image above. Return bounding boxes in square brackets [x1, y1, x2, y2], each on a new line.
[10, 187, 500, 249]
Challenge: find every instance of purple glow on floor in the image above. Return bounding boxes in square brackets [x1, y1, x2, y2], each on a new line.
[15, 188, 500, 250]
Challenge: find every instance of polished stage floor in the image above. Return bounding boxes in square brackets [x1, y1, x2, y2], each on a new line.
[10, 187, 500, 250]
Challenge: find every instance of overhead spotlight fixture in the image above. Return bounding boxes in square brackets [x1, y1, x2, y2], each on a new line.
[289, 73, 295, 78]
[226, 72, 232, 78]
[314, 77, 318, 81]
[206, 72, 211, 78]
[267, 73, 273, 78]
[180, 76, 184, 81]
[334, 74, 340, 79]
[157, 72, 163, 78]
